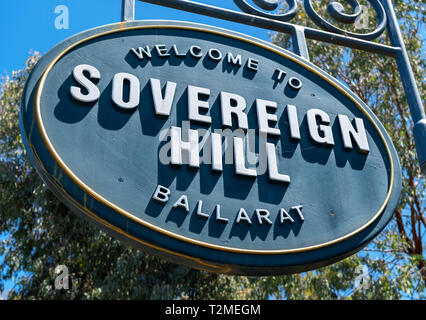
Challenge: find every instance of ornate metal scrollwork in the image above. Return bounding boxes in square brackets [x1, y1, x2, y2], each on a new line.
[303, 0, 387, 40]
[233, 0, 297, 22]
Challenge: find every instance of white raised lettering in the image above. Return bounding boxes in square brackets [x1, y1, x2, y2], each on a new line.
[70, 64, 100, 103]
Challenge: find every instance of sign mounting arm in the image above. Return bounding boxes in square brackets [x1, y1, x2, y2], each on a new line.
[121, 0, 135, 22]
[291, 25, 310, 61]
[381, 0, 425, 173]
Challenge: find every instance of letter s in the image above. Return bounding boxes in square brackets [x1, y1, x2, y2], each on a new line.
[70, 64, 101, 103]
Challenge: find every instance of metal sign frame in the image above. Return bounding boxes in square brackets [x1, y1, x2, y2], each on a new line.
[121, 0, 425, 174]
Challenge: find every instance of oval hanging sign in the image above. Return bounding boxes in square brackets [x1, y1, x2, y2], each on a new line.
[21, 21, 402, 275]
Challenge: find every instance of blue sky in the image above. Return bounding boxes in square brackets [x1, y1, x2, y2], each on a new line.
[0, 0, 273, 76]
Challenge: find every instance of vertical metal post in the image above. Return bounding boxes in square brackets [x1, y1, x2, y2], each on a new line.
[381, 0, 426, 174]
[121, 0, 135, 21]
[291, 26, 310, 61]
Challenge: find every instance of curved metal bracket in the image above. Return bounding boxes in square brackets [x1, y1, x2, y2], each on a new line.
[304, 0, 387, 41]
[233, 0, 297, 22]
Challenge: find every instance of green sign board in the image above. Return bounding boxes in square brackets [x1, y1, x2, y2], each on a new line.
[20, 21, 402, 275]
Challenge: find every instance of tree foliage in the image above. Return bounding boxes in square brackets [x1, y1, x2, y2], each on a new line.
[0, 0, 424, 299]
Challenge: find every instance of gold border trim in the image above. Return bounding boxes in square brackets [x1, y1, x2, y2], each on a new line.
[33, 22, 394, 255]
